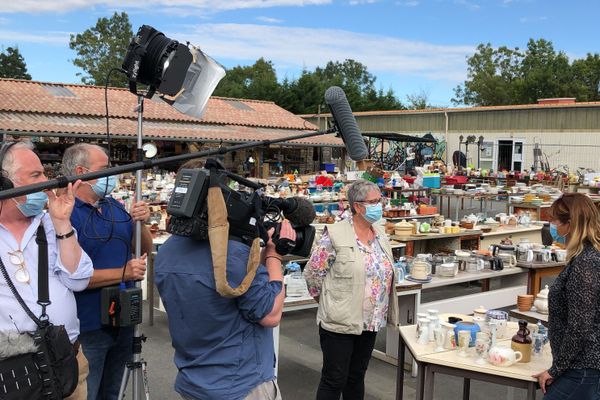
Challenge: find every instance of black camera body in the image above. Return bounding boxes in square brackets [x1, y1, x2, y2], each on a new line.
[167, 159, 316, 257]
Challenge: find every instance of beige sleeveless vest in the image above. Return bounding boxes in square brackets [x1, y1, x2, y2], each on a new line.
[316, 220, 399, 335]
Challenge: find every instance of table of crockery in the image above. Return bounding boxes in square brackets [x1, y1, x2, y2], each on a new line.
[396, 315, 551, 400]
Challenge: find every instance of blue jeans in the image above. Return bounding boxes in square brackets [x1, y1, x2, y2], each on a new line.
[79, 327, 134, 400]
[545, 369, 600, 400]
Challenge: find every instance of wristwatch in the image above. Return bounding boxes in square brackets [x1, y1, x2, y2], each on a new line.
[55, 229, 75, 240]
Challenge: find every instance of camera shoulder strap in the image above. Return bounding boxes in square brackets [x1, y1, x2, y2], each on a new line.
[207, 168, 261, 298]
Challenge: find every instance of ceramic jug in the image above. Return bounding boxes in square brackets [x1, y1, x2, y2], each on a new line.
[488, 346, 523, 367]
[511, 320, 532, 363]
[534, 285, 550, 314]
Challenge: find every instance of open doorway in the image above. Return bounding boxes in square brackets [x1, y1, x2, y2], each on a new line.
[495, 139, 525, 172]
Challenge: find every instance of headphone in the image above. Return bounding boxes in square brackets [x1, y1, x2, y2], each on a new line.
[0, 141, 18, 191]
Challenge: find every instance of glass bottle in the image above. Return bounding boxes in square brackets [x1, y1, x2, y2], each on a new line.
[511, 320, 532, 363]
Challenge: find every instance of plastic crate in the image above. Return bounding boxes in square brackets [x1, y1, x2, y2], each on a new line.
[423, 174, 441, 189]
[445, 176, 468, 185]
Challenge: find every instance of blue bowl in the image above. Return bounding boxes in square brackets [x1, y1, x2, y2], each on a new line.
[454, 321, 481, 347]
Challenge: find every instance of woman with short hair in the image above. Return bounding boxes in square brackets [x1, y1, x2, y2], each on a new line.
[304, 179, 398, 400]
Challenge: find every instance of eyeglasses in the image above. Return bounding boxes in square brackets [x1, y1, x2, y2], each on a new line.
[358, 198, 386, 205]
[8, 250, 29, 284]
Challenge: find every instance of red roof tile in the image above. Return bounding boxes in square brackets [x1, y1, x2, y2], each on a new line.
[0, 112, 341, 146]
[0, 79, 343, 146]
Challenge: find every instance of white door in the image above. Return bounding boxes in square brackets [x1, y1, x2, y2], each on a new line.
[512, 140, 525, 172]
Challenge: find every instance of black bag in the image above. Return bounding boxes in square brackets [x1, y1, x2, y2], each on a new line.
[0, 224, 79, 399]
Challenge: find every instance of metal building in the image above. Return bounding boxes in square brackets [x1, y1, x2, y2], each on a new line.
[303, 98, 600, 173]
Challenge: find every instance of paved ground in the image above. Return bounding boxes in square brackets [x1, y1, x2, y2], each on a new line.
[120, 195, 543, 399]
[127, 306, 543, 400]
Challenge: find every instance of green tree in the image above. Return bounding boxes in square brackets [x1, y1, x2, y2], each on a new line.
[214, 57, 403, 113]
[453, 38, 600, 106]
[213, 58, 280, 102]
[69, 12, 133, 87]
[452, 43, 523, 106]
[519, 39, 572, 103]
[0, 46, 31, 80]
[570, 53, 600, 102]
[406, 90, 432, 110]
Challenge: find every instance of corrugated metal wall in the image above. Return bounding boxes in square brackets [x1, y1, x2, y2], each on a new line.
[304, 104, 600, 170]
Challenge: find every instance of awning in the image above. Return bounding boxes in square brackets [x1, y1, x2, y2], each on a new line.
[362, 131, 437, 143]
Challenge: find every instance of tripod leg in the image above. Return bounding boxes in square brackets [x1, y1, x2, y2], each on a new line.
[141, 361, 150, 400]
[118, 364, 131, 400]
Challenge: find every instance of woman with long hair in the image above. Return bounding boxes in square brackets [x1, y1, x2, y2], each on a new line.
[533, 193, 600, 399]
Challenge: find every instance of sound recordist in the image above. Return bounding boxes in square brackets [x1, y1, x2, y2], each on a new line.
[62, 143, 152, 400]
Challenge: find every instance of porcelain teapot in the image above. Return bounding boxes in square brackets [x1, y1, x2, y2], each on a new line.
[488, 346, 523, 367]
[534, 285, 550, 314]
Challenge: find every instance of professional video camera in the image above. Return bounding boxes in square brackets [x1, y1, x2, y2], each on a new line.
[167, 158, 316, 257]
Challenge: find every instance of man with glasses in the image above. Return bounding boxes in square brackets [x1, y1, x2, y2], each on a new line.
[0, 141, 94, 400]
[62, 143, 152, 400]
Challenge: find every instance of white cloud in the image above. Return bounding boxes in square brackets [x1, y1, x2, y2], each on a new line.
[172, 23, 473, 82]
[454, 0, 480, 10]
[519, 15, 548, 23]
[0, 0, 331, 14]
[256, 16, 284, 23]
[0, 29, 69, 44]
[396, 0, 420, 6]
[349, 0, 379, 5]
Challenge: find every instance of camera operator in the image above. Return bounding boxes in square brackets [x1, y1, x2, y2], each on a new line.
[155, 212, 295, 400]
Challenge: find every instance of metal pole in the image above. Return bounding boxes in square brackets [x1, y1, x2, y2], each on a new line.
[444, 112, 449, 165]
[133, 95, 144, 399]
[0, 127, 338, 200]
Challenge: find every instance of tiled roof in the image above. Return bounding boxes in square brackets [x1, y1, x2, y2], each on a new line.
[0, 78, 341, 146]
[0, 112, 341, 146]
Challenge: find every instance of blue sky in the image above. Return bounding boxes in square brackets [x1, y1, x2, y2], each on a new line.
[0, 0, 597, 107]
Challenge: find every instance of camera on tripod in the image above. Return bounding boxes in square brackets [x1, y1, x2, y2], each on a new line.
[167, 158, 316, 257]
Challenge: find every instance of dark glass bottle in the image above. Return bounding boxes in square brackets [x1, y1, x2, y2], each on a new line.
[511, 319, 532, 363]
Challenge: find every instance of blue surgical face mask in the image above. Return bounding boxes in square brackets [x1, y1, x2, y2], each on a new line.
[90, 175, 117, 198]
[13, 191, 48, 217]
[364, 203, 383, 224]
[550, 223, 566, 244]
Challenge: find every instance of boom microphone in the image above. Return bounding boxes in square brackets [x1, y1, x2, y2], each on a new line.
[324, 86, 369, 161]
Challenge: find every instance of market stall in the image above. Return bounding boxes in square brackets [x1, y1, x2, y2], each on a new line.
[396, 315, 551, 400]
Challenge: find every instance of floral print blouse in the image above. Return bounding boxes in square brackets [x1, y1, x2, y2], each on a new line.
[304, 219, 394, 332]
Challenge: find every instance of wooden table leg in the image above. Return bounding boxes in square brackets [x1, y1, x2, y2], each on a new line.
[406, 241, 414, 257]
[480, 278, 490, 292]
[529, 270, 541, 296]
[462, 377, 471, 400]
[396, 330, 406, 400]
